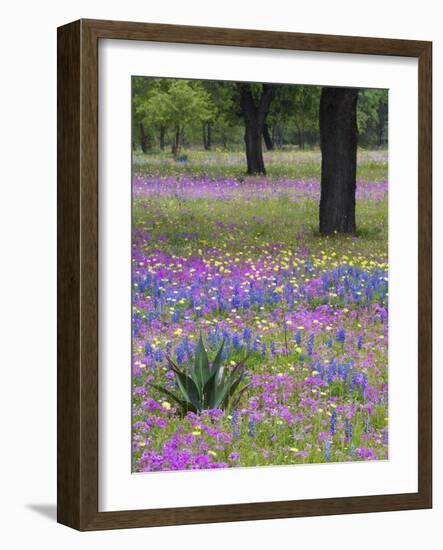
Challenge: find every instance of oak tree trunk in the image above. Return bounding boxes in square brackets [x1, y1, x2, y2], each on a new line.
[244, 120, 265, 174]
[319, 87, 359, 235]
[263, 123, 274, 151]
[238, 83, 274, 175]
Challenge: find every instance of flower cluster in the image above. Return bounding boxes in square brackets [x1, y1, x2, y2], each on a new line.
[132, 173, 388, 472]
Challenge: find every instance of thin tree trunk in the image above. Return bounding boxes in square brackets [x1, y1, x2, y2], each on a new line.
[159, 127, 165, 150]
[207, 123, 212, 150]
[238, 83, 274, 175]
[377, 120, 384, 147]
[139, 123, 150, 153]
[202, 125, 208, 150]
[171, 126, 181, 156]
[377, 102, 388, 147]
[297, 127, 305, 150]
[319, 87, 359, 235]
[263, 123, 274, 151]
[202, 123, 212, 150]
[277, 127, 285, 149]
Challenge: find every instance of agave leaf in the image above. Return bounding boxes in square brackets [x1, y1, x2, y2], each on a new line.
[218, 361, 251, 410]
[235, 381, 251, 399]
[203, 370, 220, 409]
[204, 362, 226, 409]
[213, 381, 234, 410]
[224, 375, 244, 408]
[201, 340, 225, 405]
[213, 372, 242, 410]
[228, 375, 244, 398]
[146, 382, 194, 413]
[201, 377, 215, 409]
[168, 362, 202, 411]
[211, 339, 225, 375]
[215, 365, 225, 387]
[164, 339, 251, 413]
[229, 352, 250, 378]
[192, 333, 210, 391]
[166, 355, 180, 371]
[229, 382, 251, 411]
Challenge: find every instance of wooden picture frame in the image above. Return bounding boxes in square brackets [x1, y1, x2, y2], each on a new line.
[57, 18, 432, 531]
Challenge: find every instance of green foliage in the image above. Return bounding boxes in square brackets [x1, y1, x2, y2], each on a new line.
[148, 335, 250, 415]
[266, 86, 321, 149]
[132, 76, 388, 155]
[201, 80, 240, 144]
[165, 80, 214, 129]
[357, 89, 388, 147]
[135, 79, 214, 154]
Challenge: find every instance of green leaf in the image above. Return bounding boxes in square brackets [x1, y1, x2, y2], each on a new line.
[169, 362, 202, 411]
[204, 363, 226, 409]
[165, 336, 250, 413]
[215, 365, 225, 385]
[192, 333, 210, 391]
[212, 339, 225, 373]
[214, 374, 241, 409]
[230, 382, 251, 410]
[146, 383, 194, 413]
[228, 375, 244, 399]
[201, 340, 225, 405]
[230, 352, 250, 377]
[202, 376, 216, 409]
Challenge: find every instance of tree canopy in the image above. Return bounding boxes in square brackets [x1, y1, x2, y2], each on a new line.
[133, 77, 387, 156]
[134, 78, 214, 155]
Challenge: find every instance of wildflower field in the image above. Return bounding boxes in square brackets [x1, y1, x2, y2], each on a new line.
[132, 149, 389, 472]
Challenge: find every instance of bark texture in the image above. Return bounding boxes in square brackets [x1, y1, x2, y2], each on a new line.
[159, 127, 165, 150]
[238, 83, 274, 175]
[139, 123, 150, 153]
[262, 123, 274, 150]
[319, 87, 359, 235]
[202, 123, 212, 150]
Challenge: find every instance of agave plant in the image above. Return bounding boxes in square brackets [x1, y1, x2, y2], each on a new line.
[148, 335, 250, 415]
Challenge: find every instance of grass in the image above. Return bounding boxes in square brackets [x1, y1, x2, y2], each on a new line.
[133, 147, 388, 181]
[131, 149, 389, 471]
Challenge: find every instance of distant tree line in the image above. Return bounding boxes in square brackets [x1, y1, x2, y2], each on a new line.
[133, 77, 388, 157]
[133, 77, 388, 236]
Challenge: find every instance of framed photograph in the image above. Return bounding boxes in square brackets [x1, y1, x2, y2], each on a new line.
[57, 19, 432, 530]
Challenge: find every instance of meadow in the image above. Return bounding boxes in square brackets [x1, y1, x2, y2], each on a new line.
[132, 148, 389, 472]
